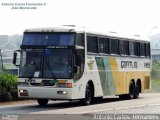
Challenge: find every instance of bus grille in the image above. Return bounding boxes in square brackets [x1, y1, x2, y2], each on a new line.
[30, 82, 55, 86]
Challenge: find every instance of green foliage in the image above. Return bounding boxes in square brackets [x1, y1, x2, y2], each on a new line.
[151, 60, 160, 80]
[151, 60, 160, 92]
[0, 70, 18, 102]
[151, 79, 160, 92]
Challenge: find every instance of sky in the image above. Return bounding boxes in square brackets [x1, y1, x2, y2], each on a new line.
[0, 0, 160, 37]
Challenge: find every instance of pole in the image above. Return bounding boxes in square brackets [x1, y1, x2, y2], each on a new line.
[0, 49, 3, 69]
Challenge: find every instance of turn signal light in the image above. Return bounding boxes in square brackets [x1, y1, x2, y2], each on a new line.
[67, 83, 72, 88]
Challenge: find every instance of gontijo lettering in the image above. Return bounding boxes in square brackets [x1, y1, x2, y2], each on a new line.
[121, 61, 137, 68]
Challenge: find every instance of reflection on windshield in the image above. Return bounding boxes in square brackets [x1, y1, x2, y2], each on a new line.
[19, 49, 73, 79]
[44, 49, 73, 78]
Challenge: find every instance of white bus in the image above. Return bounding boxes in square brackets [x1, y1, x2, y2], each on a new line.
[13, 26, 151, 106]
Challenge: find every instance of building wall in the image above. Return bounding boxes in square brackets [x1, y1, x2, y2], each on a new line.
[151, 49, 160, 61]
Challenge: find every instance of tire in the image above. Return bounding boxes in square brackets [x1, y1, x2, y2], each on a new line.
[119, 81, 135, 100]
[128, 81, 135, 99]
[134, 84, 140, 99]
[119, 94, 128, 100]
[37, 99, 49, 106]
[80, 84, 93, 105]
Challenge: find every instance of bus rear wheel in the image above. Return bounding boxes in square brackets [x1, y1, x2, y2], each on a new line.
[128, 81, 135, 99]
[37, 99, 49, 106]
[80, 84, 93, 105]
[119, 81, 135, 100]
[134, 83, 140, 99]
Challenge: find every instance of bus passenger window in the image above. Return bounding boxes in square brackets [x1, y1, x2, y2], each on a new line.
[145, 43, 151, 57]
[110, 39, 119, 55]
[140, 43, 145, 57]
[98, 38, 105, 53]
[129, 41, 138, 56]
[87, 36, 98, 53]
[120, 40, 129, 55]
[98, 38, 109, 54]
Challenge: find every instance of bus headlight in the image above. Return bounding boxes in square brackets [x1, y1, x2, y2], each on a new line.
[57, 91, 67, 94]
[19, 89, 28, 96]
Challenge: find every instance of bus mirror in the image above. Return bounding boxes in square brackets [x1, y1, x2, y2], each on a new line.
[13, 50, 20, 66]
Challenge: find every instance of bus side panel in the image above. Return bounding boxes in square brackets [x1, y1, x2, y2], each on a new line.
[72, 56, 104, 99]
[80, 56, 151, 99]
[117, 57, 151, 94]
[95, 57, 116, 96]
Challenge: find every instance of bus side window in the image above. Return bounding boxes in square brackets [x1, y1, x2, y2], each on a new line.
[87, 36, 98, 53]
[140, 42, 145, 57]
[129, 41, 139, 56]
[110, 39, 119, 55]
[98, 38, 105, 53]
[120, 40, 129, 55]
[146, 43, 151, 57]
[74, 49, 85, 80]
[76, 33, 85, 47]
[98, 38, 109, 54]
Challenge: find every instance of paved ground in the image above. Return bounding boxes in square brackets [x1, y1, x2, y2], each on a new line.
[0, 93, 160, 120]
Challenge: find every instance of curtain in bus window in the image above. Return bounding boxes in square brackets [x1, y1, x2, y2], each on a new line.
[140, 43, 145, 56]
[76, 33, 84, 46]
[110, 39, 119, 54]
[120, 40, 129, 55]
[87, 36, 92, 52]
[92, 37, 98, 53]
[87, 36, 98, 53]
[99, 38, 105, 53]
[129, 42, 138, 56]
[146, 43, 150, 57]
[134, 42, 139, 56]
[105, 38, 109, 54]
[98, 38, 109, 54]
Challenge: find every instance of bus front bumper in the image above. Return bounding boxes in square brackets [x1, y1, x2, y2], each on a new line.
[18, 86, 73, 100]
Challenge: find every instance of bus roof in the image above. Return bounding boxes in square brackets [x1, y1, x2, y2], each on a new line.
[24, 25, 149, 42]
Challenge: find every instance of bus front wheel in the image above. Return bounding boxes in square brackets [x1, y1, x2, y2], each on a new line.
[80, 84, 93, 105]
[37, 99, 49, 106]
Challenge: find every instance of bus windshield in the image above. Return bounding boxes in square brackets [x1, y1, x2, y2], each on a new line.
[19, 49, 43, 78]
[43, 48, 73, 78]
[19, 49, 73, 79]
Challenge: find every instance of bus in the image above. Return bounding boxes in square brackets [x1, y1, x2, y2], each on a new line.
[13, 26, 151, 106]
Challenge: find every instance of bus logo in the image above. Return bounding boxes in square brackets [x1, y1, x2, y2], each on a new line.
[88, 60, 94, 70]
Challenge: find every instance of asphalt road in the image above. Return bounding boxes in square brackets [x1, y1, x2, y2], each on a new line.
[0, 93, 160, 120]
